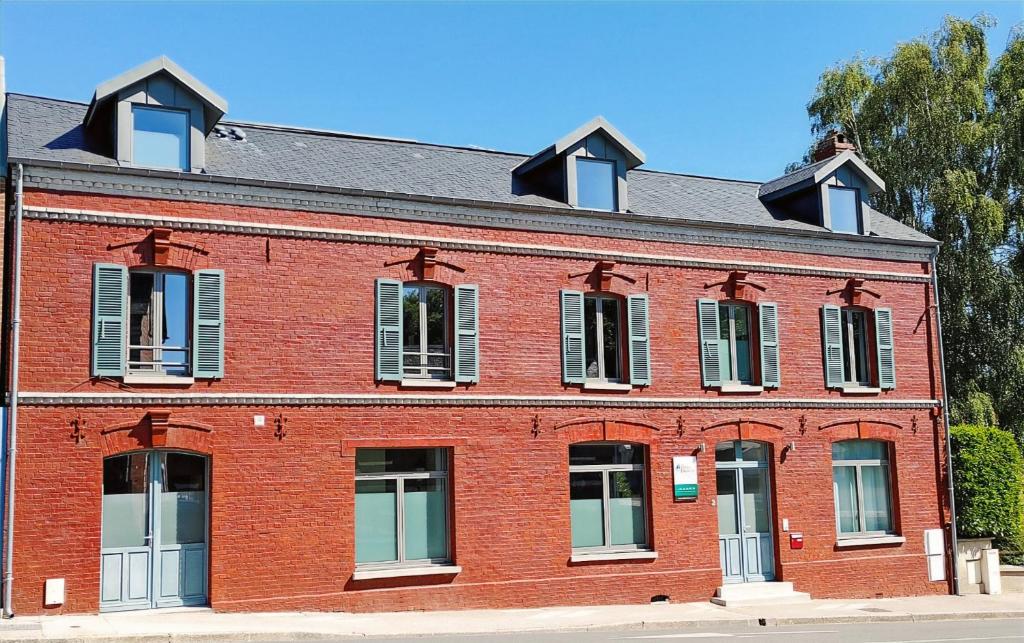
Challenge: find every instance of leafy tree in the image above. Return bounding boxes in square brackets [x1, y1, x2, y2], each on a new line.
[803, 16, 1024, 448]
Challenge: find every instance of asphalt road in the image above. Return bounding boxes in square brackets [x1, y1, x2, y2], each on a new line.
[356, 618, 1024, 643]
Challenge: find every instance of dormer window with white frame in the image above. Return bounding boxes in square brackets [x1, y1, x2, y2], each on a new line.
[513, 116, 645, 214]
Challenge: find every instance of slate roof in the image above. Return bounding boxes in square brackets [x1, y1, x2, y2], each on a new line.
[4, 93, 936, 246]
[757, 156, 832, 199]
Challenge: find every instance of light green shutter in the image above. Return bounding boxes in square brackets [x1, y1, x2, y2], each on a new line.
[697, 299, 721, 387]
[560, 290, 585, 384]
[759, 302, 780, 388]
[92, 263, 127, 377]
[822, 304, 844, 388]
[454, 284, 479, 383]
[627, 294, 651, 386]
[192, 269, 225, 378]
[875, 307, 896, 390]
[375, 278, 403, 382]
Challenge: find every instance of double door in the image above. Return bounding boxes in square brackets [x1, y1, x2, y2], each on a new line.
[100, 451, 209, 611]
[716, 441, 774, 583]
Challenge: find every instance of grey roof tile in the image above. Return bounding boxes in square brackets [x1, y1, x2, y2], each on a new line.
[5, 94, 936, 246]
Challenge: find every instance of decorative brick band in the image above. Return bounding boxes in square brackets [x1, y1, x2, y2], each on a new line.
[17, 391, 941, 409]
[23, 206, 932, 283]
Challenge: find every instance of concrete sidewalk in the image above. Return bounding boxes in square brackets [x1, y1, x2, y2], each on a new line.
[0, 593, 1021, 642]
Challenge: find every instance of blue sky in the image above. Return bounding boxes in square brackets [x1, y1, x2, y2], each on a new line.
[2, 1, 1021, 182]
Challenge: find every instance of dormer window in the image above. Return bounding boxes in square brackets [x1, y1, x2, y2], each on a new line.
[513, 116, 645, 213]
[576, 158, 617, 211]
[132, 106, 189, 171]
[828, 186, 862, 235]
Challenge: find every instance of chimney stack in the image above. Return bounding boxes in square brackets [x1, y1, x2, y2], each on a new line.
[813, 131, 856, 162]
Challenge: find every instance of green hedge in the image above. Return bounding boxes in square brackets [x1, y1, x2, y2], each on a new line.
[951, 424, 1024, 553]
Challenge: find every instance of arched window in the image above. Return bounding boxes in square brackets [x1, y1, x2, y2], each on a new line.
[568, 442, 648, 554]
[832, 440, 894, 537]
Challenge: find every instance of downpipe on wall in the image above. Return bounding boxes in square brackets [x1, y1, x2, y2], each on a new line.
[3, 163, 23, 617]
[931, 249, 960, 596]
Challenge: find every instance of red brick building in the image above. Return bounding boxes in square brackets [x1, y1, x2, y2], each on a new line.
[0, 58, 954, 616]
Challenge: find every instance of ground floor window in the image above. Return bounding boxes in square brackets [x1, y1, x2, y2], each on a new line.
[569, 443, 647, 552]
[355, 448, 450, 566]
[832, 440, 894, 537]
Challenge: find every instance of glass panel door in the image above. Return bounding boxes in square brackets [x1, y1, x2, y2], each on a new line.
[716, 469, 742, 582]
[716, 441, 775, 583]
[101, 451, 209, 612]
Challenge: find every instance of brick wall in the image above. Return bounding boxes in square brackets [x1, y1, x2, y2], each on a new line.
[6, 188, 951, 614]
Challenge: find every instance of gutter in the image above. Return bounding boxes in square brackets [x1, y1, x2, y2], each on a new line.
[3, 163, 23, 617]
[931, 248, 960, 596]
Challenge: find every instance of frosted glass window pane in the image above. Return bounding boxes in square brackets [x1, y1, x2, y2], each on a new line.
[742, 469, 770, 533]
[716, 470, 739, 535]
[570, 472, 604, 547]
[829, 186, 861, 234]
[102, 454, 149, 548]
[133, 106, 188, 170]
[609, 471, 645, 546]
[160, 453, 206, 545]
[833, 466, 859, 534]
[355, 480, 398, 563]
[862, 465, 892, 532]
[577, 158, 616, 210]
[403, 478, 447, 560]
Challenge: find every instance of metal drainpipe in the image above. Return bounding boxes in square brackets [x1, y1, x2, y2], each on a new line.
[3, 163, 23, 617]
[931, 249, 960, 596]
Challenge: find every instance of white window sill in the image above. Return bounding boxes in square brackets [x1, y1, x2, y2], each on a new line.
[839, 386, 882, 395]
[570, 550, 658, 563]
[351, 565, 461, 581]
[719, 383, 764, 394]
[582, 381, 633, 392]
[123, 375, 195, 385]
[836, 535, 906, 548]
[399, 379, 457, 389]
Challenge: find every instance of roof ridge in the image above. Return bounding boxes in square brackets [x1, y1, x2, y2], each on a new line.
[7, 92, 90, 107]
[631, 167, 763, 186]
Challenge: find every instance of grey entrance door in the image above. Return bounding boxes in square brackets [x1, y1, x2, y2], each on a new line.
[715, 441, 774, 583]
[100, 451, 209, 611]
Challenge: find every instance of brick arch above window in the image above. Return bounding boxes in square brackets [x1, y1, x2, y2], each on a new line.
[555, 417, 662, 446]
[700, 418, 785, 445]
[100, 410, 213, 456]
[818, 418, 903, 442]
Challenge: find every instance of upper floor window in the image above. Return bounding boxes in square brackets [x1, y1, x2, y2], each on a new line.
[576, 158, 617, 211]
[718, 303, 753, 385]
[584, 295, 622, 382]
[832, 440, 894, 537]
[129, 270, 190, 376]
[375, 279, 479, 385]
[132, 105, 189, 171]
[822, 304, 895, 391]
[569, 443, 648, 553]
[403, 284, 450, 380]
[841, 308, 871, 386]
[828, 186, 861, 234]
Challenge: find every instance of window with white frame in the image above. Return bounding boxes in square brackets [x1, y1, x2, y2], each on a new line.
[354, 448, 450, 567]
[569, 443, 648, 552]
[832, 440, 894, 537]
[718, 302, 754, 384]
[584, 295, 622, 382]
[842, 308, 871, 386]
[128, 270, 190, 376]
[132, 105, 189, 171]
[402, 284, 450, 380]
